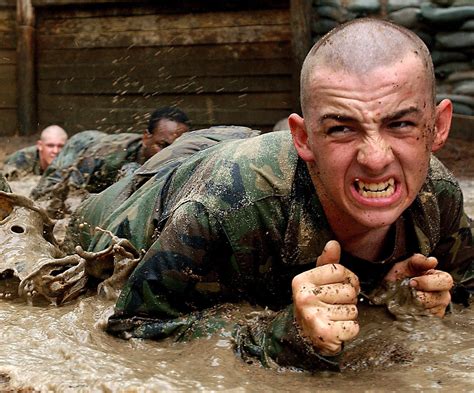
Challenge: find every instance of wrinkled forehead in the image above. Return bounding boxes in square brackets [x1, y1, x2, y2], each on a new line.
[42, 133, 67, 145]
[311, 52, 428, 89]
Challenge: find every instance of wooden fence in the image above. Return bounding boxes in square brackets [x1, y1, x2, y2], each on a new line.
[3, 0, 312, 136]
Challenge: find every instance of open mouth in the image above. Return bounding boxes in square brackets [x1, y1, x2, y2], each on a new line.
[354, 177, 395, 198]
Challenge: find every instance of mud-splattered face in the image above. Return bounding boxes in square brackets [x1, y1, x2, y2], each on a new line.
[291, 54, 451, 236]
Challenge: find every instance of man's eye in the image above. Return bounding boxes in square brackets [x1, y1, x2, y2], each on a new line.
[389, 121, 414, 129]
[327, 125, 352, 135]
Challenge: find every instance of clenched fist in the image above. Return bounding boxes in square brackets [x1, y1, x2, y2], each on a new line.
[292, 240, 360, 356]
[384, 254, 453, 317]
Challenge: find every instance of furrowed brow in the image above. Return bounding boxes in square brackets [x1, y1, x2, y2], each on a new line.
[319, 113, 356, 124]
[382, 107, 421, 123]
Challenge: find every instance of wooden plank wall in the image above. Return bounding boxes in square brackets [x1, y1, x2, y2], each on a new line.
[0, 4, 17, 136]
[36, 3, 293, 134]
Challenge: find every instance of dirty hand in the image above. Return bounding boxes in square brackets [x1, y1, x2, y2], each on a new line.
[384, 254, 453, 317]
[292, 240, 360, 356]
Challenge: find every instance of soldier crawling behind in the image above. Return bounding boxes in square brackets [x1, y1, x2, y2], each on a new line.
[30, 106, 190, 204]
[3, 125, 68, 180]
[63, 19, 473, 371]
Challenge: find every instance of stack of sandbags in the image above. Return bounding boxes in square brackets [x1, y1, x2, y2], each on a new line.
[418, 2, 474, 115]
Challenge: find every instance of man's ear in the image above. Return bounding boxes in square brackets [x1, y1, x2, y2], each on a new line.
[431, 99, 452, 153]
[289, 113, 315, 162]
[142, 131, 150, 146]
[36, 140, 43, 152]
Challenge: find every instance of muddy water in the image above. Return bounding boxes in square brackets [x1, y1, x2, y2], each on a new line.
[0, 178, 472, 392]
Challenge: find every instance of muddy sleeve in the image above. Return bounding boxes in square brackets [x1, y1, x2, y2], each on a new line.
[3, 147, 38, 179]
[432, 183, 473, 305]
[233, 304, 341, 371]
[106, 201, 338, 370]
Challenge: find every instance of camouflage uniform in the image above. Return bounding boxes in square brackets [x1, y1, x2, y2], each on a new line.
[3, 145, 42, 180]
[30, 130, 143, 200]
[68, 128, 473, 371]
[0, 173, 11, 192]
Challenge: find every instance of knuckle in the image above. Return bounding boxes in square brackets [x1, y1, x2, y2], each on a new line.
[350, 305, 359, 318]
[291, 274, 306, 291]
[351, 320, 360, 336]
[314, 318, 334, 338]
[441, 292, 451, 306]
[293, 289, 313, 305]
[445, 274, 454, 288]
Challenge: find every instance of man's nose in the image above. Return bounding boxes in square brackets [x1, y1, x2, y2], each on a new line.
[356, 135, 394, 173]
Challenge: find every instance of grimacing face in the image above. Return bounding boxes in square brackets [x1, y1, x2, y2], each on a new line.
[290, 54, 452, 237]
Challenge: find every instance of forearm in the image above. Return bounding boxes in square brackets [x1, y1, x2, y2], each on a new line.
[434, 212, 473, 304]
[107, 302, 233, 341]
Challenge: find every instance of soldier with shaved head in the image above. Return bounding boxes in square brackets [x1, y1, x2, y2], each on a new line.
[67, 19, 472, 371]
[3, 125, 68, 180]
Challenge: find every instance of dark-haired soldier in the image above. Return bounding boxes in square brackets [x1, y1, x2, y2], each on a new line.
[30, 107, 190, 202]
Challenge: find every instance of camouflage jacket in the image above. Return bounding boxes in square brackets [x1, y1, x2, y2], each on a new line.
[68, 129, 473, 371]
[30, 130, 143, 200]
[3, 145, 42, 180]
[0, 173, 11, 192]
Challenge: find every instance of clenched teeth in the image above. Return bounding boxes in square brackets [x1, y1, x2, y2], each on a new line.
[355, 178, 395, 198]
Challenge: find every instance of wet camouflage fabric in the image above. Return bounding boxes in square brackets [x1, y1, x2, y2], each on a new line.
[0, 173, 11, 192]
[68, 129, 473, 371]
[3, 145, 42, 179]
[30, 130, 143, 200]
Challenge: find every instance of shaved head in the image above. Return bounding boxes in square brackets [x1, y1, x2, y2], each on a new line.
[300, 18, 435, 116]
[40, 125, 68, 141]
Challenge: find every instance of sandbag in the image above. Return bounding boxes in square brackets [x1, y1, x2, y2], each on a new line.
[346, 0, 380, 14]
[453, 80, 474, 95]
[435, 32, 474, 49]
[389, 7, 420, 28]
[431, 50, 469, 66]
[387, 0, 423, 12]
[420, 3, 474, 25]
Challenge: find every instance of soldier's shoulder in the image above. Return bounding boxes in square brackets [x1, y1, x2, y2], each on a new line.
[102, 132, 142, 144]
[428, 155, 462, 196]
[172, 131, 297, 205]
[5, 145, 38, 161]
[69, 130, 106, 142]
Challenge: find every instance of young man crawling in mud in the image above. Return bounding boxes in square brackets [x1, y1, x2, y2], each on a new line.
[29, 18, 474, 371]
